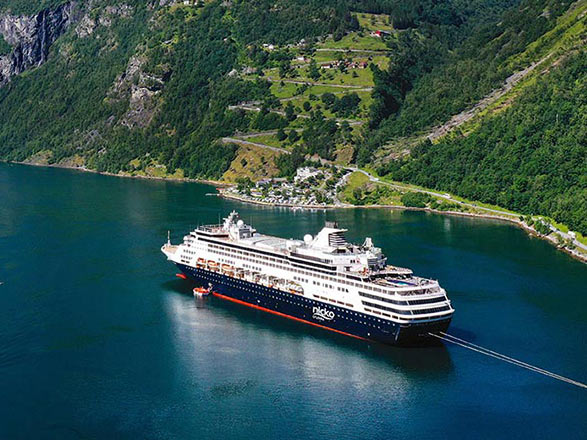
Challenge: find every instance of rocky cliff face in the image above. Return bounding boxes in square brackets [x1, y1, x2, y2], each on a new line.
[108, 53, 171, 129]
[0, 2, 79, 85]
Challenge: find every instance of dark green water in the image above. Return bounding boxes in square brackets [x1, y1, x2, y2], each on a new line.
[0, 163, 585, 439]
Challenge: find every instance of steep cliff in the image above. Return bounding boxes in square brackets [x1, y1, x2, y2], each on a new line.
[0, 1, 78, 85]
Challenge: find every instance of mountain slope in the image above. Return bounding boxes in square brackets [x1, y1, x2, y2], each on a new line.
[375, 1, 587, 234]
[0, 0, 584, 235]
[0, 0, 356, 179]
[389, 51, 586, 234]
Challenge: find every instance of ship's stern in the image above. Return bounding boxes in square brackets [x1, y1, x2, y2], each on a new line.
[393, 317, 453, 346]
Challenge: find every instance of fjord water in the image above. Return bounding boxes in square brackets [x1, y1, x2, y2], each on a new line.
[0, 164, 585, 439]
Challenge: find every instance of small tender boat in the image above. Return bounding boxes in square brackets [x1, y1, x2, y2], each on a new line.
[193, 286, 211, 297]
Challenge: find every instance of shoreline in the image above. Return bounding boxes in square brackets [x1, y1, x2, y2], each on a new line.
[6, 160, 585, 264]
[219, 190, 587, 264]
[6, 160, 231, 187]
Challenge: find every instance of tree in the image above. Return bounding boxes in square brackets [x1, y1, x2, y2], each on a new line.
[534, 220, 552, 236]
[276, 145, 306, 177]
[276, 128, 287, 141]
[303, 101, 312, 112]
[333, 92, 360, 116]
[288, 129, 300, 143]
[284, 102, 296, 121]
[236, 177, 253, 192]
[321, 92, 337, 109]
[308, 58, 321, 80]
[279, 60, 292, 78]
[401, 192, 432, 208]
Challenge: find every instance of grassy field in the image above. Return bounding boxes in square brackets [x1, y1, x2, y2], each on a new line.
[334, 145, 355, 165]
[320, 32, 389, 51]
[222, 143, 281, 182]
[355, 12, 394, 32]
[263, 65, 374, 88]
[269, 83, 364, 98]
[280, 91, 371, 120]
[313, 51, 388, 63]
[268, 81, 299, 98]
[339, 171, 370, 201]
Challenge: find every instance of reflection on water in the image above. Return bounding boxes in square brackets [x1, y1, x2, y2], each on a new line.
[163, 281, 455, 386]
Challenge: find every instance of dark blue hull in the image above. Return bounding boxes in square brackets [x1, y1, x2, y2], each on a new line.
[176, 263, 451, 345]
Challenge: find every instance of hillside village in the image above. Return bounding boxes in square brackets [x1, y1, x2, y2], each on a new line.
[219, 11, 393, 180]
[223, 166, 352, 207]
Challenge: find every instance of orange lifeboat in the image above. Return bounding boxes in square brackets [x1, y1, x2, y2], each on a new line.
[221, 263, 235, 275]
[193, 286, 210, 297]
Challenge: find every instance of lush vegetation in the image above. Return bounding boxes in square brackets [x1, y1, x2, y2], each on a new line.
[231, 0, 358, 45]
[355, 0, 576, 163]
[0, 0, 584, 237]
[0, 0, 358, 179]
[384, 52, 586, 234]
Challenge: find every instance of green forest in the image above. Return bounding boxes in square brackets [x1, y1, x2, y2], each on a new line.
[385, 51, 586, 234]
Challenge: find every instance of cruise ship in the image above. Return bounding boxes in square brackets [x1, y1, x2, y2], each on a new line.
[161, 211, 454, 345]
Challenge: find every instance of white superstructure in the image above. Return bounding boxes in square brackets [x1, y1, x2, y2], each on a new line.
[163, 211, 454, 326]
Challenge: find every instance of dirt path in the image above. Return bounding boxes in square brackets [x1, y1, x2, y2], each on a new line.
[221, 137, 290, 154]
[279, 87, 373, 101]
[315, 48, 389, 54]
[264, 77, 372, 90]
[228, 104, 364, 126]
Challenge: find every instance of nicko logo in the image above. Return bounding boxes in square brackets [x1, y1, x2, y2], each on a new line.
[313, 306, 335, 321]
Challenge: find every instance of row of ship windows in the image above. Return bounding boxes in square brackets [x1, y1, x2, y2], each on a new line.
[363, 307, 394, 319]
[362, 300, 450, 316]
[201, 267, 356, 313]
[359, 291, 445, 306]
[310, 279, 349, 293]
[243, 263, 262, 271]
[293, 276, 309, 283]
[261, 293, 384, 329]
[312, 294, 354, 308]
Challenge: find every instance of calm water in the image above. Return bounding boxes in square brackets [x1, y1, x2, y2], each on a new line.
[0, 163, 585, 439]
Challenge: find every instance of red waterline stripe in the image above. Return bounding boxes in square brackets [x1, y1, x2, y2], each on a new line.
[176, 273, 187, 280]
[212, 292, 368, 342]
